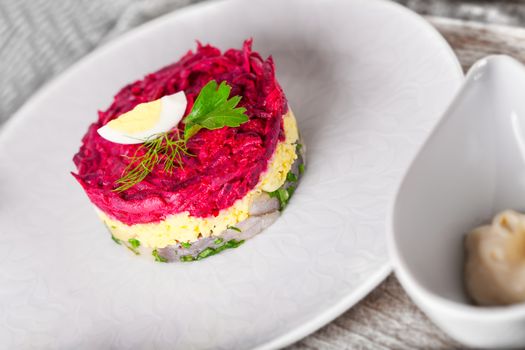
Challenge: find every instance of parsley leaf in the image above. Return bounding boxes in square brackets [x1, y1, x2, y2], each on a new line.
[183, 80, 249, 140]
[115, 80, 248, 192]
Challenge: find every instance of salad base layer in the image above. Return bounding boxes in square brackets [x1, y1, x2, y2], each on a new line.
[100, 111, 305, 262]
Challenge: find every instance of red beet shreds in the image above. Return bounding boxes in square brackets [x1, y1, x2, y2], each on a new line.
[72, 40, 288, 225]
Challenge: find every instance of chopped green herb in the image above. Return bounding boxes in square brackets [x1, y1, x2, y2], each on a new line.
[152, 249, 168, 263]
[197, 247, 216, 260]
[225, 239, 245, 249]
[180, 242, 192, 249]
[214, 237, 224, 245]
[187, 239, 246, 261]
[114, 132, 190, 192]
[113, 131, 192, 192]
[128, 238, 141, 249]
[115, 80, 249, 192]
[268, 182, 298, 210]
[227, 225, 242, 232]
[111, 235, 122, 245]
[124, 238, 141, 255]
[286, 171, 298, 182]
[296, 143, 303, 152]
[299, 163, 305, 174]
[126, 246, 139, 255]
[268, 187, 290, 210]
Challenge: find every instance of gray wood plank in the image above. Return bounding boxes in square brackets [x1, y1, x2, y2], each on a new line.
[430, 16, 525, 71]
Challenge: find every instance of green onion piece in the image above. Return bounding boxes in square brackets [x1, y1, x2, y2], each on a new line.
[111, 235, 122, 245]
[225, 239, 245, 249]
[299, 163, 305, 174]
[126, 246, 139, 255]
[279, 192, 288, 208]
[128, 238, 141, 249]
[188, 239, 246, 261]
[180, 255, 195, 262]
[197, 247, 216, 260]
[214, 244, 229, 254]
[152, 249, 168, 263]
[286, 172, 298, 182]
[227, 225, 242, 232]
[214, 238, 224, 245]
[268, 182, 299, 210]
[181, 242, 192, 249]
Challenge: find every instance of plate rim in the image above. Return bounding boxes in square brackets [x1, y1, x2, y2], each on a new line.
[0, 0, 464, 348]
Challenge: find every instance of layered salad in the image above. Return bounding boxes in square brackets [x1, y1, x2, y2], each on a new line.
[72, 40, 305, 262]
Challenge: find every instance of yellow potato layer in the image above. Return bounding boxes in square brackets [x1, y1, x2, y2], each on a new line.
[99, 110, 299, 248]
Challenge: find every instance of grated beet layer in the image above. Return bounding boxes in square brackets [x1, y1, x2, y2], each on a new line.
[72, 40, 288, 225]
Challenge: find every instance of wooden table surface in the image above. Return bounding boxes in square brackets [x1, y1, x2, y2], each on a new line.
[288, 16, 525, 350]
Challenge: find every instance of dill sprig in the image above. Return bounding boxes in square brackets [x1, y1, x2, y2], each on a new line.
[114, 131, 191, 192]
[113, 80, 249, 192]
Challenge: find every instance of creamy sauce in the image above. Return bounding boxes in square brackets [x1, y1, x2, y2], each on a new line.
[465, 210, 525, 305]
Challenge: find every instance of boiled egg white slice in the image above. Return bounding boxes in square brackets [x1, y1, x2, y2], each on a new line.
[97, 91, 187, 144]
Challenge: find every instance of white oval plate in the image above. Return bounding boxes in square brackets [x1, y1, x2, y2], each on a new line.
[0, 0, 462, 348]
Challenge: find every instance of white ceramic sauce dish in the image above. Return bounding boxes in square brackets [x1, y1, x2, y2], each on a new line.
[388, 55, 525, 348]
